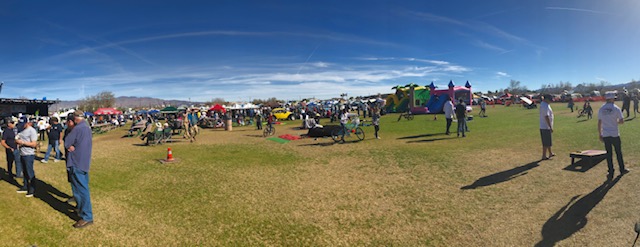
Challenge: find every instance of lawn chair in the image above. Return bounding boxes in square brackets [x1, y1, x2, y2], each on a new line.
[145, 129, 164, 146]
[161, 128, 172, 143]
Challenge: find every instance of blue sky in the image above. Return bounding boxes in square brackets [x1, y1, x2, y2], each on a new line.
[1, 0, 639, 101]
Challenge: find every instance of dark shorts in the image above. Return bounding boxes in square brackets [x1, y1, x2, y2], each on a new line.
[540, 129, 552, 147]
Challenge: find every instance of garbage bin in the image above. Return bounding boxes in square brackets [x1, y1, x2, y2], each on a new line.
[225, 119, 232, 131]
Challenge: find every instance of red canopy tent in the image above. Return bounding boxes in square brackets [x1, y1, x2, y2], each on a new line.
[208, 104, 226, 113]
[94, 107, 123, 115]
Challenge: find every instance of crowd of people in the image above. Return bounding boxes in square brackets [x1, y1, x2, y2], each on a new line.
[1, 110, 94, 228]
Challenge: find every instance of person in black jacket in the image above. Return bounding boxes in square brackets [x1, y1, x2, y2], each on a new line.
[455, 99, 467, 137]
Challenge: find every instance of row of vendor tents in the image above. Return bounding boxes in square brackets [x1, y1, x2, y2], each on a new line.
[54, 103, 260, 118]
[157, 103, 260, 114]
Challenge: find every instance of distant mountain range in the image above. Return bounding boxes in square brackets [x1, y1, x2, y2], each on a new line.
[49, 96, 203, 111]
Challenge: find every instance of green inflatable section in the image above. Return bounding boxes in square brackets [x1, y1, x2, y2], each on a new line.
[384, 85, 430, 113]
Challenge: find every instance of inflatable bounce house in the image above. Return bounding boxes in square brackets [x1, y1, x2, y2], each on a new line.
[385, 84, 431, 113]
[421, 80, 473, 114]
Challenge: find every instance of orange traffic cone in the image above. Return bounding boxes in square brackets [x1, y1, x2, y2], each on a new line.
[166, 147, 175, 161]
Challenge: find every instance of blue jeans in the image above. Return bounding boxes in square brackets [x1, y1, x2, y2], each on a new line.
[20, 155, 35, 193]
[5, 148, 22, 177]
[603, 136, 625, 173]
[44, 140, 61, 161]
[68, 166, 93, 221]
[340, 123, 347, 141]
[457, 118, 467, 136]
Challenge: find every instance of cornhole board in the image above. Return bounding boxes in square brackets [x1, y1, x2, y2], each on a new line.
[570, 150, 606, 166]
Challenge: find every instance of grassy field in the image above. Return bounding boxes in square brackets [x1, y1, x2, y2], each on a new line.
[1, 102, 640, 246]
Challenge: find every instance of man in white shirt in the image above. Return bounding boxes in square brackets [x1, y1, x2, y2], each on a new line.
[539, 94, 555, 160]
[339, 109, 349, 143]
[443, 97, 455, 135]
[598, 91, 629, 178]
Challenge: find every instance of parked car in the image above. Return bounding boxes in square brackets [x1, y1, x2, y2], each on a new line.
[272, 108, 295, 120]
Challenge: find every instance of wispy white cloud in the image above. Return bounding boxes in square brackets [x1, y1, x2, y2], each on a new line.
[545, 7, 611, 15]
[5, 57, 473, 101]
[55, 30, 398, 60]
[311, 62, 329, 68]
[402, 10, 467, 27]
[496, 71, 510, 77]
[472, 40, 509, 54]
[403, 11, 544, 53]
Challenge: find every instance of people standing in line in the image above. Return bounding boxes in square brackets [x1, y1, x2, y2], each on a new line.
[181, 111, 191, 140]
[443, 97, 454, 135]
[432, 95, 439, 121]
[584, 101, 593, 120]
[42, 118, 63, 163]
[362, 103, 368, 119]
[188, 109, 199, 142]
[455, 99, 467, 137]
[64, 110, 94, 228]
[539, 94, 555, 160]
[339, 109, 349, 142]
[255, 111, 262, 130]
[633, 93, 639, 118]
[372, 107, 381, 139]
[479, 99, 487, 117]
[16, 119, 38, 197]
[622, 90, 631, 118]
[567, 97, 574, 113]
[17, 117, 26, 132]
[1, 119, 22, 179]
[598, 92, 630, 179]
[63, 113, 76, 204]
[37, 117, 47, 141]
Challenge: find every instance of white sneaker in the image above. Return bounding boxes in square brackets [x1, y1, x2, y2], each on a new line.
[40, 160, 48, 163]
[53, 159, 60, 163]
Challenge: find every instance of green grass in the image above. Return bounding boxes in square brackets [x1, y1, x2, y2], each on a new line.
[1, 102, 640, 246]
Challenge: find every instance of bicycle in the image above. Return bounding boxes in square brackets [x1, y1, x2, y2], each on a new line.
[331, 122, 365, 142]
[263, 124, 275, 137]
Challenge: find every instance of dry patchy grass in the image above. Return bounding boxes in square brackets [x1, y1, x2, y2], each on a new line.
[1, 103, 640, 246]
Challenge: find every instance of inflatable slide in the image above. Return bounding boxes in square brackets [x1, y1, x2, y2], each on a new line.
[425, 95, 449, 114]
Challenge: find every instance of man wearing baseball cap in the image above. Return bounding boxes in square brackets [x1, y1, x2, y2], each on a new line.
[64, 110, 94, 228]
[598, 91, 629, 179]
[539, 94, 555, 160]
[1, 118, 22, 179]
[16, 118, 38, 197]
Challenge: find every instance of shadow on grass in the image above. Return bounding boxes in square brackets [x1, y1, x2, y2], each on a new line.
[563, 156, 606, 172]
[0, 168, 22, 187]
[245, 134, 265, 138]
[397, 133, 446, 140]
[576, 119, 589, 123]
[34, 179, 79, 221]
[625, 117, 635, 122]
[535, 175, 622, 247]
[461, 161, 540, 190]
[298, 142, 337, 147]
[406, 137, 452, 143]
[1, 169, 78, 221]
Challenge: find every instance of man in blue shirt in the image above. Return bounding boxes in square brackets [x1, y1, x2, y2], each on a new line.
[188, 109, 199, 142]
[64, 110, 94, 228]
